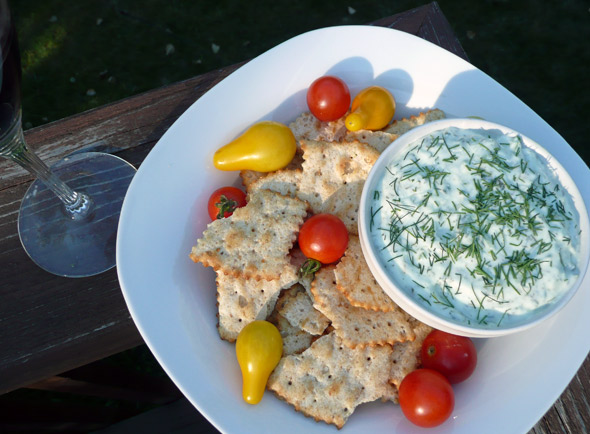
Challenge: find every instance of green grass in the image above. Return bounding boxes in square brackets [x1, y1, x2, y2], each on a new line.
[11, 0, 589, 161]
[7, 0, 589, 417]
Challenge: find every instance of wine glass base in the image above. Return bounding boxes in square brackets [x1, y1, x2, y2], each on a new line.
[18, 152, 137, 277]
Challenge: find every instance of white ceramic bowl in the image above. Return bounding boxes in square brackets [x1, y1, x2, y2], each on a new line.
[359, 118, 590, 338]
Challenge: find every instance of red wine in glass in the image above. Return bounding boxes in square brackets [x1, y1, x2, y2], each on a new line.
[1, 2, 137, 277]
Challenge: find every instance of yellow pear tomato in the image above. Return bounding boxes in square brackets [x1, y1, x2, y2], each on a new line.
[235, 320, 283, 405]
[345, 86, 396, 131]
[213, 121, 296, 172]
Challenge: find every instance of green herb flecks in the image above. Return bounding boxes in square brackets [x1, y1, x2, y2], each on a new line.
[372, 129, 579, 328]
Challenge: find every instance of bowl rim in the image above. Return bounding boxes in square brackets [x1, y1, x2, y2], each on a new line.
[358, 117, 590, 338]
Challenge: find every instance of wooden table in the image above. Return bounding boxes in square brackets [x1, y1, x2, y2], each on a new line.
[1, 2, 588, 432]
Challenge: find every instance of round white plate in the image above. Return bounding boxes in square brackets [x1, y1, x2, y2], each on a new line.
[117, 25, 590, 433]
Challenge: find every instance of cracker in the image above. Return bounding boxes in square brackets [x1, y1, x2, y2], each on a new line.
[291, 111, 399, 154]
[268, 310, 315, 356]
[239, 169, 263, 191]
[267, 332, 396, 429]
[215, 264, 299, 342]
[310, 266, 415, 348]
[289, 111, 348, 143]
[245, 165, 302, 198]
[388, 319, 433, 390]
[383, 109, 446, 136]
[240, 152, 304, 192]
[286, 246, 315, 296]
[190, 189, 308, 280]
[345, 129, 398, 153]
[275, 284, 330, 336]
[335, 235, 399, 312]
[298, 139, 379, 234]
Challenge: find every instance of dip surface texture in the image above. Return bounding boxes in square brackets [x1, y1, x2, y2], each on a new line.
[370, 126, 581, 328]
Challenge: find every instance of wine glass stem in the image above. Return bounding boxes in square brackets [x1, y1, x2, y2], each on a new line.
[3, 127, 94, 220]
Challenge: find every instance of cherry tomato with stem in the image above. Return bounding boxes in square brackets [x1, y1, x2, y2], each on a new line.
[298, 213, 348, 273]
[207, 186, 247, 220]
[421, 329, 477, 384]
[306, 76, 351, 122]
[398, 368, 454, 428]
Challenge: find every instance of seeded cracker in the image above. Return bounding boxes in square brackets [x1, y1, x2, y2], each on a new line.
[335, 235, 399, 312]
[311, 266, 415, 348]
[298, 140, 379, 234]
[275, 284, 330, 336]
[215, 264, 299, 342]
[267, 332, 397, 429]
[190, 189, 308, 280]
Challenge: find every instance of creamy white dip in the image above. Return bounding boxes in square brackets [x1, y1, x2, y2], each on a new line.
[369, 127, 581, 328]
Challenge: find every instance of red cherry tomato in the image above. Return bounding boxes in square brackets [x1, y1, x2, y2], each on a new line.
[207, 186, 247, 220]
[398, 369, 454, 428]
[421, 330, 477, 384]
[306, 76, 351, 122]
[298, 213, 349, 264]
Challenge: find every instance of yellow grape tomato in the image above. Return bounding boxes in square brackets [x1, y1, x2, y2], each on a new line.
[235, 320, 283, 405]
[345, 86, 396, 131]
[213, 121, 296, 172]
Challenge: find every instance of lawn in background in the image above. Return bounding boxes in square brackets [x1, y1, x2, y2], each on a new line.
[11, 0, 589, 157]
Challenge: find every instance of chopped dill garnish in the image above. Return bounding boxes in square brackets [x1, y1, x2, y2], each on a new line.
[369, 127, 579, 328]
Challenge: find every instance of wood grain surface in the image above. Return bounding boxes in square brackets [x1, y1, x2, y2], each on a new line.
[0, 3, 587, 433]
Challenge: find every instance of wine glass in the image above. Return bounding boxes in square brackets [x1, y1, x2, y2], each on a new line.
[1, 1, 136, 277]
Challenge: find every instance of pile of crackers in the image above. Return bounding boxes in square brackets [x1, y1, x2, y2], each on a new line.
[190, 108, 444, 429]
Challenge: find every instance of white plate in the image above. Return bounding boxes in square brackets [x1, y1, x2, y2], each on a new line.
[117, 25, 590, 433]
